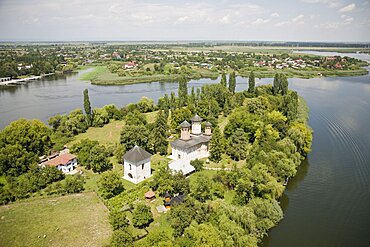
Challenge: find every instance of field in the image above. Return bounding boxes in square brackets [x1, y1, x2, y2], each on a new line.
[67, 111, 158, 147]
[0, 192, 112, 247]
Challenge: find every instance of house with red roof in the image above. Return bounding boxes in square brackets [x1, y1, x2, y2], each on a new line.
[334, 62, 343, 69]
[44, 153, 78, 173]
[124, 61, 137, 69]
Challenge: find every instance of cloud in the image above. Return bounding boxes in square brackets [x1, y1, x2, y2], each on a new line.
[292, 14, 305, 22]
[341, 14, 354, 23]
[271, 12, 280, 18]
[301, 0, 341, 7]
[252, 18, 270, 25]
[275, 21, 291, 27]
[339, 3, 356, 12]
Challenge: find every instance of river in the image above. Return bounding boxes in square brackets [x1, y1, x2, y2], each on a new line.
[1, 52, 370, 246]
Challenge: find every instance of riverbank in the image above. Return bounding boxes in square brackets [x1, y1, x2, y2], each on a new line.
[79, 66, 219, 85]
[80, 65, 368, 85]
[0, 73, 54, 86]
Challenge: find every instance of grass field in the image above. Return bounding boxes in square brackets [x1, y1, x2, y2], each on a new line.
[0, 192, 111, 247]
[67, 111, 158, 147]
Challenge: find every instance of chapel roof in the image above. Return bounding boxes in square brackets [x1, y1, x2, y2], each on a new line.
[179, 120, 191, 128]
[190, 114, 203, 122]
[170, 134, 211, 150]
[123, 145, 152, 164]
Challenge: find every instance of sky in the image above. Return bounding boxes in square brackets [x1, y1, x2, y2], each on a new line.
[0, 0, 369, 42]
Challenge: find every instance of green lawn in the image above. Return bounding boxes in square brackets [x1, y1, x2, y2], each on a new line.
[0, 192, 112, 247]
[67, 111, 158, 148]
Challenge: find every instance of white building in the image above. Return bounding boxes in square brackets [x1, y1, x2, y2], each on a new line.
[123, 145, 152, 184]
[169, 115, 212, 175]
[44, 153, 78, 173]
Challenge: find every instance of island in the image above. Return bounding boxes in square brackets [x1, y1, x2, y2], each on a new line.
[0, 66, 313, 246]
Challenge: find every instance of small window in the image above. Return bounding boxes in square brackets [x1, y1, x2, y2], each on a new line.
[129, 164, 132, 170]
[142, 163, 144, 169]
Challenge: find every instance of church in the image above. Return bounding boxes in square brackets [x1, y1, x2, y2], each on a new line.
[170, 114, 212, 162]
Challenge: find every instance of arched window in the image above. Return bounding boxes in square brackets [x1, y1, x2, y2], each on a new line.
[128, 173, 133, 178]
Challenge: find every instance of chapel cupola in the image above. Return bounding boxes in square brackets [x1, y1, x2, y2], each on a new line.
[204, 121, 212, 135]
[190, 114, 203, 135]
[180, 120, 191, 141]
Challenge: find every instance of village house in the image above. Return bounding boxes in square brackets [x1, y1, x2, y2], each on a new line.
[124, 61, 138, 69]
[123, 145, 152, 184]
[43, 153, 78, 173]
[169, 114, 212, 176]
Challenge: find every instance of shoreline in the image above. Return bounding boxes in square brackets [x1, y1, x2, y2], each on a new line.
[82, 67, 368, 86]
[0, 73, 55, 86]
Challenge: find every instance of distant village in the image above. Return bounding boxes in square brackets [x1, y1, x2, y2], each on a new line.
[1, 43, 365, 85]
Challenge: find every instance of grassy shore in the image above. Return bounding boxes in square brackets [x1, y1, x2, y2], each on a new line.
[0, 192, 111, 247]
[80, 64, 368, 86]
[238, 67, 369, 79]
[79, 66, 218, 85]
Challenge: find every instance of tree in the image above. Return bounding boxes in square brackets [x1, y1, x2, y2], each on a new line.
[0, 119, 52, 176]
[109, 210, 129, 230]
[110, 229, 134, 247]
[281, 91, 298, 122]
[190, 173, 212, 202]
[190, 159, 204, 172]
[124, 110, 147, 126]
[83, 89, 93, 126]
[227, 128, 249, 161]
[169, 200, 195, 237]
[120, 125, 149, 152]
[132, 203, 153, 228]
[137, 96, 154, 113]
[248, 71, 255, 93]
[63, 174, 85, 193]
[148, 110, 168, 155]
[182, 223, 223, 247]
[272, 73, 280, 95]
[209, 126, 225, 163]
[103, 104, 123, 120]
[228, 71, 236, 93]
[220, 72, 227, 87]
[280, 74, 288, 95]
[71, 139, 112, 173]
[92, 108, 109, 127]
[178, 76, 188, 107]
[88, 145, 113, 173]
[98, 171, 125, 199]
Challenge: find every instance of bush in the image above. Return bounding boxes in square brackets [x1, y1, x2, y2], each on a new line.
[63, 174, 85, 193]
[132, 203, 153, 228]
[98, 171, 125, 199]
[110, 229, 134, 247]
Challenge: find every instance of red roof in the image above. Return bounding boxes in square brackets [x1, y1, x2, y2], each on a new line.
[145, 190, 155, 198]
[45, 153, 76, 167]
[126, 62, 137, 66]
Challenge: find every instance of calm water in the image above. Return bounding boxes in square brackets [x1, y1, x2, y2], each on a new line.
[1, 52, 370, 246]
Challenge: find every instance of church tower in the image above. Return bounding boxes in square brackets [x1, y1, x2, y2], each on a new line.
[204, 121, 212, 135]
[191, 114, 203, 135]
[180, 120, 191, 141]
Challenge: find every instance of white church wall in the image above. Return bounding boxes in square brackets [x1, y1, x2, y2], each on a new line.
[123, 158, 151, 184]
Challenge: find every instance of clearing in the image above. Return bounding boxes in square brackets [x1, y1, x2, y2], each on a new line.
[0, 192, 112, 247]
